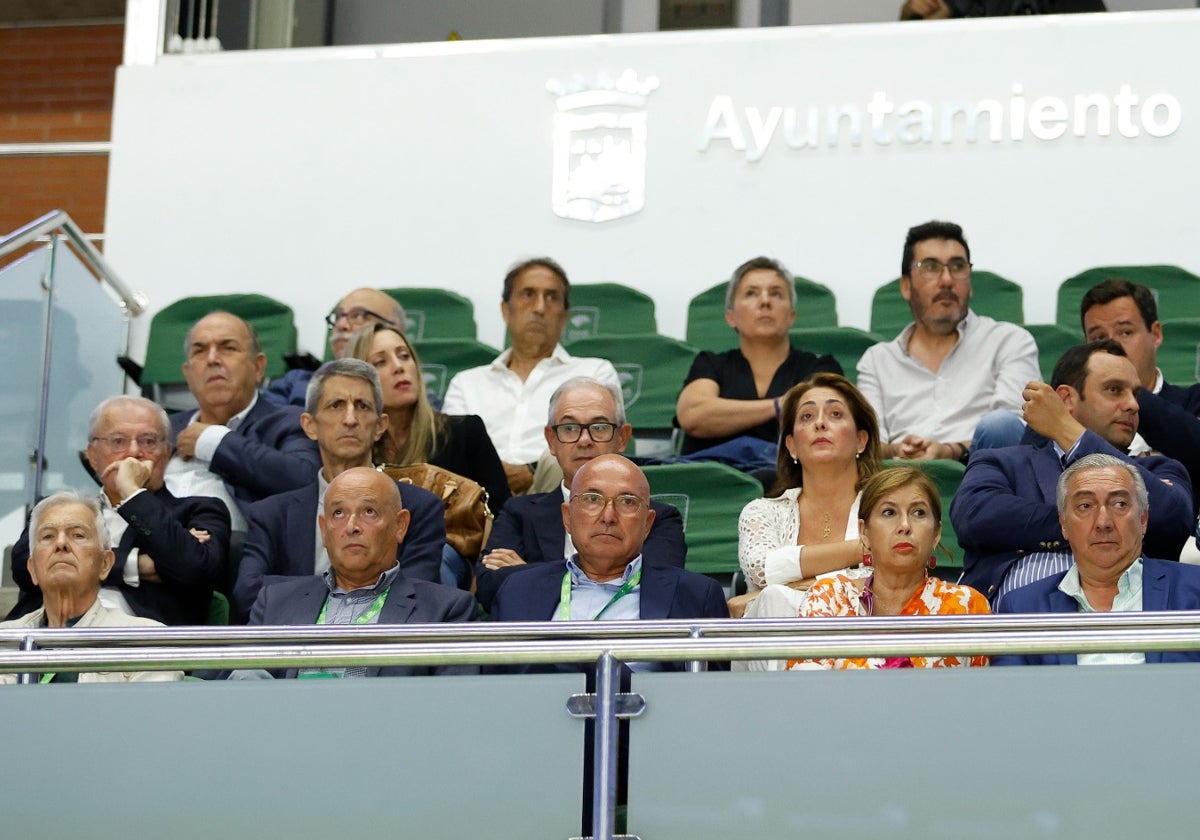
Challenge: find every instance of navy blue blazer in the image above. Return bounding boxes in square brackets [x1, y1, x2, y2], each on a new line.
[1137, 383, 1200, 517]
[8, 487, 230, 626]
[249, 573, 477, 677]
[952, 430, 1194, 601]
[168, 396, 320, 515]
[232, 479, 446, 622]
[993, 557, 1200, 665]
[476, 492, 686, 612]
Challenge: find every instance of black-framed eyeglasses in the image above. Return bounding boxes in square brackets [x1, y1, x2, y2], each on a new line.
[570, 491, 646, 517]
[325, 307, 398, 328]
[89, 434, 166, 453]
[550, 422, 617, 443]
[911, 258, 972, 281]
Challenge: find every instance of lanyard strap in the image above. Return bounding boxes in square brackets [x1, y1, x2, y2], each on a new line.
[557, 567, 642, 621]
[316, 586, 391, 625]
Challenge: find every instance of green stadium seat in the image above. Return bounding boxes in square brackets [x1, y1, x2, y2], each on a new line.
[565, 333, 699, 455]
[883, 458, 966, 575]
[1023, 323, 1079, 382]
[1157, 318, 1200, 386]
[1056, 265, 1200, 331]
[411, 338, 500, 404]
[642, 462, 763, 575]
[140, 293, 297, 411]
[686, 276, 838, 353]
[871, 270, 1024, 339]
[560, 283, 657, 347]
[788, 326, 883, 385]
[382, 287, 477, 341]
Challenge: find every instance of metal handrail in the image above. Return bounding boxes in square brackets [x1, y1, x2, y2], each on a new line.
[2, 614, 1200, 673]
[0, 141, 112, 158]
[0, 209, 144, 316]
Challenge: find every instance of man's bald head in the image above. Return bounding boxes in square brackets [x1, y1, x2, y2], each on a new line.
[330, 289, 406, 358]
[320, 467, 409, 590]
[564, 454, 655, 580]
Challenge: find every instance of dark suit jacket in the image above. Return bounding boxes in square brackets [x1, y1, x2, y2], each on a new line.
[9, 487, 230, 625]
[476, 494, 686, 612]
[248, 573, 477, 677]
[952, 430, 1193, 601]
[169, 396, 320, 515]
[993, 557, 1200, 665]
[1137, 382, 1200, 516]
[491, 559, 729, 673]
[232, 479, 446, 622]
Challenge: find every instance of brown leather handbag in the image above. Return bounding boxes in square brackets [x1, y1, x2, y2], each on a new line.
[377, 463, 494, 559]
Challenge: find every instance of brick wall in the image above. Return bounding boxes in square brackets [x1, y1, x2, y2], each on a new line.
[0, 22, 123, 241]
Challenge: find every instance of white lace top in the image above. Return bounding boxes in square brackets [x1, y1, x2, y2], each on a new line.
[737, 487, 862, 592]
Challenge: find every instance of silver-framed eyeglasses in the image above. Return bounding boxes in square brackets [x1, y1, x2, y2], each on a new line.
[911, 258, 972, 281]
[550, 422, 617, 443]
[90, 434, 165, 453]
[325, 307, 397, 328]
[570, 492, 646, 517]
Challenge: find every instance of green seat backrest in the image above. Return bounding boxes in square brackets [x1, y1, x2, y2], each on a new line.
[412, 338, 500, 403]
[560, 283, 657, 347]
[1056, 265, 1200, 330]
[1023, 323, 1080, 382]
[1158, 318, 1200, 386]
[871, 270, 1023, 339]
[642, 462, 763, 575]
[686, 276, 838, 353]
[882, 458, 966, 573]
[788, 326, 883, 385]
[565, 334, 699, 431]
[382, 287, 478, 341]
[141, 293, 297, 387]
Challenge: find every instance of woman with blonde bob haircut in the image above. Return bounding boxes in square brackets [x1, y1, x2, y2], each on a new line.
[789, 465, 990, 670]
[736, 373, 882, 623]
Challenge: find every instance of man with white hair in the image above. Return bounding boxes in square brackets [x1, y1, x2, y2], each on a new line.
[0, 492, 182, 682]
[9, 395, 230, 626]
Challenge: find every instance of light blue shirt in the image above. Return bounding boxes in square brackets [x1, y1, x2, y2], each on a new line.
[1058, 558, 1146, 666]
[555, 555, 643, 622]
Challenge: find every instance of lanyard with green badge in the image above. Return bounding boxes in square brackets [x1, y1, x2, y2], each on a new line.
[315, 586, 391, 626]
[557, 568, 641, 621]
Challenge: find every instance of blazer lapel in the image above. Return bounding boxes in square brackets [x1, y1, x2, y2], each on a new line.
[285, 484, 319, 575]
[638, 564, 676, 620]
[535, 492, 567, 566]
[1045, 587, 1078, 665]
[1142, 561, 1169, 663]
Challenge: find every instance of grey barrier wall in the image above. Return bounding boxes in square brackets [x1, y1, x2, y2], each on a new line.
[0, 674, 585, 839]
[630, 666, 1200, 839]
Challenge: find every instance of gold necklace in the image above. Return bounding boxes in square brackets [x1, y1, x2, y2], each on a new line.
[821, 511, 832, 540]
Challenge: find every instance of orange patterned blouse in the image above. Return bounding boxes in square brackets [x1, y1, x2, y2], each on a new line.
[787, 573, 991, 670]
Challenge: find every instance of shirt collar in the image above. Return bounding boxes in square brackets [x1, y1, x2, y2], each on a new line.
[226, 392, 258, 431]
[566, 554, 643, 587]
[1058, 557, 1143, 612]
[897, 309, 974, 355]
[1152, 367, 1164, 394]
[491, 343, 571, 371]
[322, 561, 402, 597]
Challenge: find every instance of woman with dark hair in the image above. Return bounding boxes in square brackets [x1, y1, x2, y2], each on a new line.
[789, 465, 990, 670]
[736, 373, 882, 622]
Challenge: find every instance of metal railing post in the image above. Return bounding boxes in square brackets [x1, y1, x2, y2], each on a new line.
[32, 232, 59, 501]
[592, 651, 621, 840]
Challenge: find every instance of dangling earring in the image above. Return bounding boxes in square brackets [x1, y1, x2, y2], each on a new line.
[855, 450, 862, 459]
[862, 553, 872, 567]
[791, 454, 799, 465]
[927, 555, 937, 570]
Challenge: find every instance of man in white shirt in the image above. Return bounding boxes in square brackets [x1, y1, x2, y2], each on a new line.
[441, 258, 619, 495]
[857, 220, 1039, 464]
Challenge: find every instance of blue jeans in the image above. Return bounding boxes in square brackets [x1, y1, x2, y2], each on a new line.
[971, 409, 1025, 452]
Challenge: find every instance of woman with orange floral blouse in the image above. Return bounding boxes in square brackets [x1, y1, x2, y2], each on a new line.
[788, 465, 990, 670]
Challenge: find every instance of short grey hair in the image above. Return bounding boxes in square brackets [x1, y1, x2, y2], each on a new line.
[725, 256, 796, 310]
[546, 376, 626, 427]
[1056, 453, 1149, 518]
[28, 491, 111, 555]
[305, 358, 384, 415]
[88, 395, 171, 443]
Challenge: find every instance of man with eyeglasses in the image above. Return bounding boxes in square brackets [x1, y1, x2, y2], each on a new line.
[442, 258, 620, 496]
[264, 287, 407, 408]
[475, 377, 685, 613]
[857, 220, 1039, 463]
[7, 396, 230, 626]
[490, 453, 726, 630]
